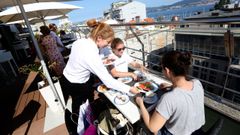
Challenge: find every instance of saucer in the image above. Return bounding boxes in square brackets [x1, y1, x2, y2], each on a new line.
[144, 94, 158, 104]
[117, 77, 133, 84]
[114, 94, 129, 105]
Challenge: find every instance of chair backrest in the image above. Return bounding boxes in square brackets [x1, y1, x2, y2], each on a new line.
[205, 118, 224, 135]
[0, 51, 13, 62]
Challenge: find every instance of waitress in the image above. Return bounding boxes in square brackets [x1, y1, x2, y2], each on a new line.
[60, 19, 139, 134]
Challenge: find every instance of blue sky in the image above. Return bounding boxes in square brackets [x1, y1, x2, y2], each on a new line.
[60, 0, 180, 23]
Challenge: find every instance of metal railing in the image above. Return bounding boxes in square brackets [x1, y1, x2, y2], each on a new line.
[73, 21, 240, 110]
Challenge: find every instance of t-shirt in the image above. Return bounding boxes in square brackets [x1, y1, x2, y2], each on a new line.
[113, 52, 133, 72]
[63, 38, 131, 94]
[156, 79, 205, 135]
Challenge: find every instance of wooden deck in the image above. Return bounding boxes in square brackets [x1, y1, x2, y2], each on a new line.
[11, 72, 68, 135]
[1, 71, 100, 135]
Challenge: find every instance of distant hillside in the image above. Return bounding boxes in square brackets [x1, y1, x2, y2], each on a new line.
[172, 0, 201, 6]
[147, 0, 219, 12]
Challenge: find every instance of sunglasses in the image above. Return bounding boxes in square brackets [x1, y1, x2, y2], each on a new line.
[116, 47, 125, 52]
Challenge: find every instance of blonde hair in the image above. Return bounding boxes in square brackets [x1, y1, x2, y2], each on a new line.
[87, 19, 114, 42]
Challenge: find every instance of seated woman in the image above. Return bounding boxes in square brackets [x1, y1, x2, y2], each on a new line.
[135, 51, 205, 135]
[39, 26, 66, 77]
[107, 38, 145, 80]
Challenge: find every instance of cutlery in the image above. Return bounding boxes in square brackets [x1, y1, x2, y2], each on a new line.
[136, 86, 147, 93]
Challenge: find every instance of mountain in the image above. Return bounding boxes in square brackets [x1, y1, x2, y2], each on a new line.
[147, 0, 219, 12]
[171, 0, 215, 6]
[146, 0, 222, 21]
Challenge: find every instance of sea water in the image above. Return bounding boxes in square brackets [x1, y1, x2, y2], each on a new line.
[147, 4, 214, 21]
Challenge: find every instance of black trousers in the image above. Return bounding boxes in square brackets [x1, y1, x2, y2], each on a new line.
[59, 75, 94, 135]
[60, 75, 95, 113]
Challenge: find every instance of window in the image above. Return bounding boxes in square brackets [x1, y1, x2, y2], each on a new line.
[211, 63, 218, 69]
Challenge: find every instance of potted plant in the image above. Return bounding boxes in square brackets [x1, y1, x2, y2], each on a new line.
[19, 61, 65, 113]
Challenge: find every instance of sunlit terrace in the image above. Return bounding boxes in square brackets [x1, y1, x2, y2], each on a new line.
[1, 21, 240, 134]
[88, 21, 240, 113]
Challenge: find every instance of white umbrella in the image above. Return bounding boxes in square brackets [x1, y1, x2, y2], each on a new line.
[0, 0, 75, 8]
[6, 14, 69, 24]
[0, 0, 80, 111]
[0, 2, 81, 24]
[30, 14, 69, 24]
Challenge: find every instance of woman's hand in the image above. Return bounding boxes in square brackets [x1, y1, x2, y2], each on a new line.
[140, 65, 148, 73]
[130, 72, 138, 81]
[130, 86, 140, 94]
[135, 93, 144, 106]
[102, 57, 115, 64]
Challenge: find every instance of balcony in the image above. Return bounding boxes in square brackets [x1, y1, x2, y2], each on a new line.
[1, 21, 240, 134]
[76, 21, 240, 120]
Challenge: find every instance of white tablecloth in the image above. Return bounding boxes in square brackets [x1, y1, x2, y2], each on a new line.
[102, 72, 171, 124]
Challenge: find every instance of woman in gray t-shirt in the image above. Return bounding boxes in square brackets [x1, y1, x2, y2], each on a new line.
[135, 51, 205, 135]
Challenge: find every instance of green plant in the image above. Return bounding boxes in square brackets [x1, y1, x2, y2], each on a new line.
[18, 63, 45, 79]
[18, 61, 59, 84]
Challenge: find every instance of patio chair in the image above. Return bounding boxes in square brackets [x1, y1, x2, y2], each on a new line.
[192, 118, 224, 135]
[205, 118, 224, 135]
[0, 50, 18, 77]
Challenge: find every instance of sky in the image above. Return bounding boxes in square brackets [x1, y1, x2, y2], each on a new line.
[59, 0, 180, 23]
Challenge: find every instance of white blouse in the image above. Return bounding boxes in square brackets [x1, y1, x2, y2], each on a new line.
[63, 38, 131, 94]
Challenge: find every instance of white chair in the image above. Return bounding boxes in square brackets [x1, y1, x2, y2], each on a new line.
[0, 51, 18, 77]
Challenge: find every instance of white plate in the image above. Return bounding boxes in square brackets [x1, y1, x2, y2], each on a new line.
[144, 94, 158, 104]
[107, 89, 118, 95]
[97, 84, 109, 93]
[134, 81, 158, 93]
[117, 77, 133, 84]
[114, 94, 129, 105]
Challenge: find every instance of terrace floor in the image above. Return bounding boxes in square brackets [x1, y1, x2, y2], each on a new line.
[1, 68, 239, 135]
[0, 71, 69, 135]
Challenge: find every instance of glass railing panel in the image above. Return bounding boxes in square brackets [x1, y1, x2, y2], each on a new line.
[73, 22, 240, 109]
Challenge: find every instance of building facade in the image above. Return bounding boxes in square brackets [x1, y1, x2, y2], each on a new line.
[104, 1, 146, 23]
[174, 25, 240, 108]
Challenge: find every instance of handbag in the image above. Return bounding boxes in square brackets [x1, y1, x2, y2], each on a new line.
[77, 99, 97, 135]
[97, 108, 120, 135]
[83, 124, 97, 135]
[65, 99, 97, 135]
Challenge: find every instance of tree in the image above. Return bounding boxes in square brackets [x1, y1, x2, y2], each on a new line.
[226, 0, 230, 4]
[214, 0, 230, 10]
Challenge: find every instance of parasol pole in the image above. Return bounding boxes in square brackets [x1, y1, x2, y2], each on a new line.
[16, 0, 65, 112]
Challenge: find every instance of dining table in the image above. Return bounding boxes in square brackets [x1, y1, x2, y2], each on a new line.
[101, 71, 171, 124]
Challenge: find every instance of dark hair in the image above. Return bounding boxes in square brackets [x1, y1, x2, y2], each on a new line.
[40, 25, 50, 35]
[59, 30, 66, 35]
[87, 19, 114, 42]
[111, 38, 124, 49]
[161, 51, 192, 77]
[49, 23, 57, 29]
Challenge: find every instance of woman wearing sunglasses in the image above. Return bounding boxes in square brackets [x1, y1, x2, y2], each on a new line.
[60, 19, 139, 135]
[108, 38, 144, 80]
